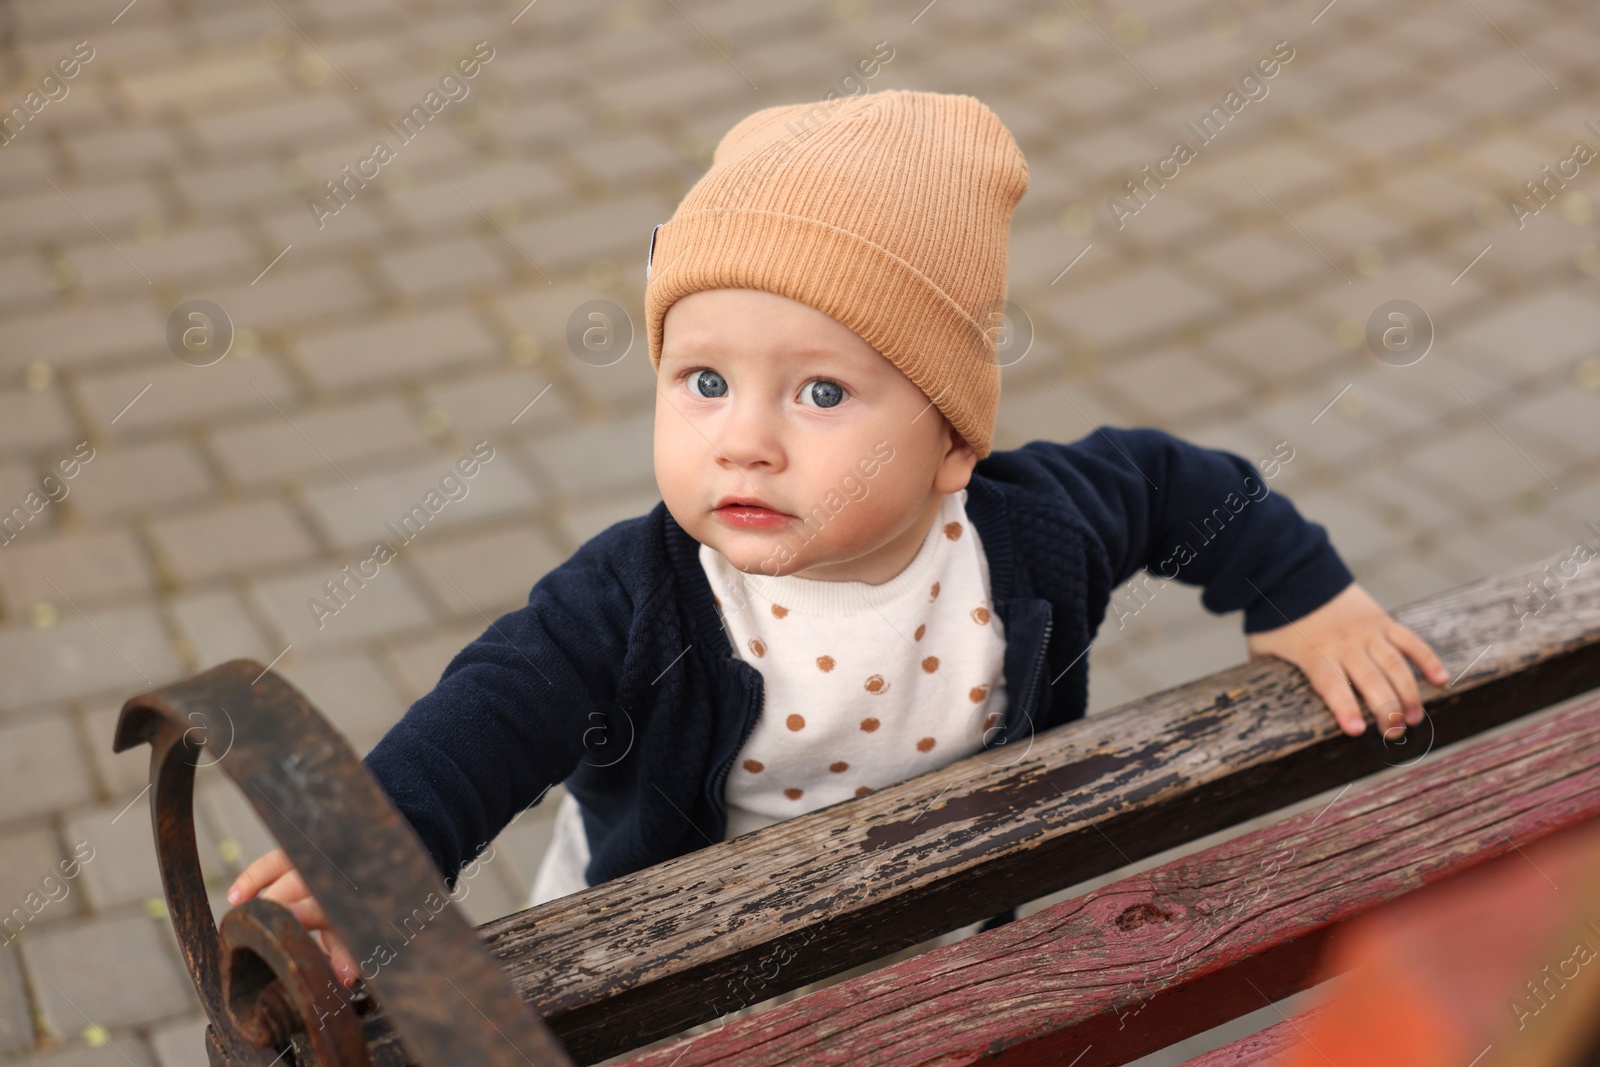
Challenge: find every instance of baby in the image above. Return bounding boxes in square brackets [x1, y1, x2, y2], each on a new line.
[228, 89, 1449, 987]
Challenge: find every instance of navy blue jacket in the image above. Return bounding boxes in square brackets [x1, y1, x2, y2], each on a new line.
[362, 427, 1354, 892]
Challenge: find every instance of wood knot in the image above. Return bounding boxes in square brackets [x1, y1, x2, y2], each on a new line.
[1115, 902, 1172, 932]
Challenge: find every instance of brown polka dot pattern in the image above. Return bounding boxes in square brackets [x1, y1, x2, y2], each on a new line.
[710, 494, 1009, 837]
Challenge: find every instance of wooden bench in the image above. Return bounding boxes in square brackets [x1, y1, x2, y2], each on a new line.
[112, 549, 1600, 1066]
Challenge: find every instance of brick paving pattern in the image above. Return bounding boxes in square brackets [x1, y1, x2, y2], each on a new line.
[1, 0, 1598, 1062]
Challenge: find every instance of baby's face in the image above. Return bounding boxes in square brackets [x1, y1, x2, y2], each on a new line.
[655, 288, 975, 582]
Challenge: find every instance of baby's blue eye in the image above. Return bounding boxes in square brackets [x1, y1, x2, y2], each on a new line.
[801, 379, 845, 409]
[688, 369, 727, 398]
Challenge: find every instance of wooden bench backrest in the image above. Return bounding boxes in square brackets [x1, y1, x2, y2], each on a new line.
[610, 687, 1600, 1064]
[117, 550, 1600, 1065]
[465, 550, 1600, 1063]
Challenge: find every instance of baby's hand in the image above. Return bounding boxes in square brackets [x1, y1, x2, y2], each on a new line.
[1244, 582, 1450, 738]
[227, 847, 361, 988]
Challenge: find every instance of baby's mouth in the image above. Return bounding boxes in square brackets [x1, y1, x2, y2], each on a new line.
[713, 500, 796, 529]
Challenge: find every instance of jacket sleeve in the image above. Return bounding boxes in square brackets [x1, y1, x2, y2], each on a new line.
[1020, 426, 1354, 633]
[359, 525, 638, 890]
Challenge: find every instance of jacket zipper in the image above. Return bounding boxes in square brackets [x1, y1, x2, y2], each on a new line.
[1008, 611, 1053, 745]
[708, 671, 764, 831]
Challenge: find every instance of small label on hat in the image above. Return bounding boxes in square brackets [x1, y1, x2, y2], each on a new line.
[645, 222, 663, 282]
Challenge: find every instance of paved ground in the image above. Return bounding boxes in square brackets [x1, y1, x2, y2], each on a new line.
[1, 0, 1598, 1062]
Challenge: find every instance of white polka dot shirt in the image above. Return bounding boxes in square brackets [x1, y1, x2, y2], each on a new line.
[704, 488, 1009, 839]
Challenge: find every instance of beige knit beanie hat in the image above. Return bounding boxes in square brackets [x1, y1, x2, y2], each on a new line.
[644, 89, 1028, 459]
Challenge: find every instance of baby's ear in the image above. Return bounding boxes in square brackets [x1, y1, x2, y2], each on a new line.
[948, 422, 973, 456]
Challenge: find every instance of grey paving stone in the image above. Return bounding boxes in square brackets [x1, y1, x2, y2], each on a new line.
[376, 236, 509, 299]
[61, 796, 220, 913]
[74, 356, 298, 436]
[148, 1015, 209, 1067]
[148, 500, 320, 584]
[205, 264, 379, 331]
[992, 377, 1136, 453]
[59, 440, 214, 522]
[168, 589, 276, 671]
[481, 787, 565, 905]
[208, 397, 433, 486]
[0, 605, 182, 712]
[293, 308, 501, 391]
[301, 451, 543, 549]
[0, 926, 35, 1053]
[193, 780, 278, 881]
[1190, 231, 1329, 293]
[191, 95, 367, 154]
[0, 387, 77, 453]
[1207, 312, 1344, 382]
[1, 1040, 157, 1067]
[379, 622, 483, 702]
[80, 701, 153, 801]
[62, 227, 256, 296]
[0, 716, 94, 823]
[1097, 346, 1243, 420]
[507, 192, 670, 271]
[21, 914, 195, 1035]
[408, 521, 566, 618]
[1040, 264, 1225, 352]
[0, 824, 81, 936]
[454, 855, 526, 928]
[272, 653, 410, 753]
[1454, 291, 1600, 375]
[557, 487, 666, 550]
[421, 368, 578, 442]
[0, 186, 166, 255]
[1410, 421, 1566, 507]
[248, 561, 435, 650]
[521, 408, 655, 499]
[0, 530, 154, 610]
[388, 167, 570, 233]
[0, 302, 168, 375]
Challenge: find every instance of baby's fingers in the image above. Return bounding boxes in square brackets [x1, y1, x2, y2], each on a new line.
[269, 887, 334, 936]
[1346, 652, 1407, 740]
[1305, 660, 1366, 737]
[1387, 621, 1451, 687]
[1369, 640, 1423, 730]
[321, 928, 362, 988]
[228, 847, 293, 905]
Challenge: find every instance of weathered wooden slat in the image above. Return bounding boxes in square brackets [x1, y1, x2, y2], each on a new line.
[612, 688, 1600, 1065]
[1176, 1005, 1332, 1066]
[353, 552, 1600, 1064]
